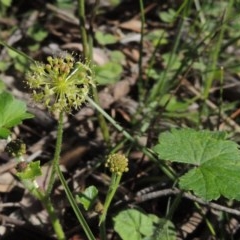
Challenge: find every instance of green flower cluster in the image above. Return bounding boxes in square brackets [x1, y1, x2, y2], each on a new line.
[26, 53, 94, 113]
[105, 153, 129, 175]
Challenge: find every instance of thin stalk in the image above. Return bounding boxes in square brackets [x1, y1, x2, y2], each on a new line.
[78, 0, 110, 144]
[44, 109, 94, 239]
[99, 173, 122, 240]
[87, 96, 135, 142]
[204, 0, 234, 99]
[194, 0, 205, 24]
[57, 165, 95, 240]
[217, 66, 224, 130]
[0, 39, 34, 63]
[37, 191, 66, 240]
[90, 1, 110, 144]
[92, 87, 111, 144]
[99, 220, 107, 240]
[47, 111, 64, 195]
[138, 0, 145, 101]
[78, 0, 89, 57]
[22, 180, 66, 240]
[147, 0, 191, 103]
[194, 202, 216, 236]
[87, 96, 176, 180]
[166, 191, 183, 220]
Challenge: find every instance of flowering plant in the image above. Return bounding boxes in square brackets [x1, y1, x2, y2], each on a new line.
[26, 53, 94, 113]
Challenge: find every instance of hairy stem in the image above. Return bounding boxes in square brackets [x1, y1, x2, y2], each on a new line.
[47, 111, 64, 195]
[44, 109, 94, 239]
[21, 179, 66, 240]
[99, 173, 122, 240]
[37, 191, 66, 240]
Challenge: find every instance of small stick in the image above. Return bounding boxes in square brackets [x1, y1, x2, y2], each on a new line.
[136, 188, 240, 216]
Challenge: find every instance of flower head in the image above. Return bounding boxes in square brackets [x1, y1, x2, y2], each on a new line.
[26, 53, 94, 113]
[105, 153, 129, 175]
[5, 139, 26, 158]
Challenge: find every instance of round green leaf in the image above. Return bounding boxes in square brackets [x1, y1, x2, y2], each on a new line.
[153, 128, 240, 201]
[113, 209, 153, 240]
[0, 92, 33, 139]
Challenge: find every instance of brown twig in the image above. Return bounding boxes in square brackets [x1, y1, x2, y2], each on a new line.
[135, 188, 240, 216]
[0, 213, 25, 226]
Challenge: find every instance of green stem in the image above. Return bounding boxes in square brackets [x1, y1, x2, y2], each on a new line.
[22, 180, 66, 240]
[99, 173, 122, 240]
[57, 165, 95, 240]
[92, 87, 111, 144]
[147, 0, 189, 103]
[204, 0, 233, 99]
[138, 0, 145, 101]
[32, 110, 66, 239]
[47, 111, 64, 195]
[87, 96, 176, 180]
[38, 191, 66, 240]
[78, 0, 89, 57]
[0, 39, 34, 63]
[99, 220, 107, 240]
[43, 109, 94, 239]
[166, 190, 183, 220]
[87, 96, 135, 142]
[78, 0, 110, 144]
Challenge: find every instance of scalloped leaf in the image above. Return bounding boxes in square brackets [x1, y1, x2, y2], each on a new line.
[17, 161, 42, 180]
[153, 128, 240, 201]
[0, 92, 33, 139]
[113, 209, 176, 240]
[113, 209, 154, 239]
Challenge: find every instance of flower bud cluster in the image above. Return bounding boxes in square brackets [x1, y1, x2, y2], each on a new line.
[26, 53, 94, 113]
[5, 139, 26, 158]
[105, 153, 129, 175]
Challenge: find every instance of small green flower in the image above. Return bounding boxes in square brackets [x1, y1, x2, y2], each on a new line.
[105, 153, 129, 175]
[26, 53, 94, 113]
